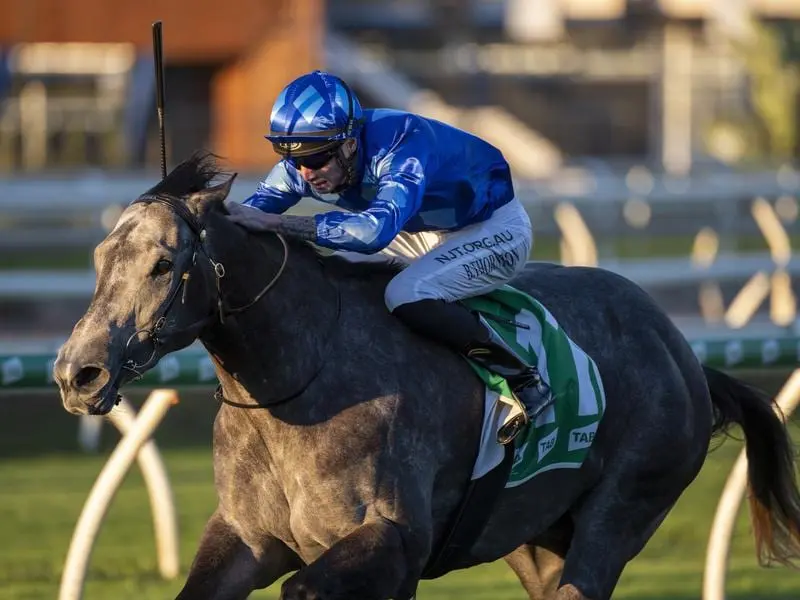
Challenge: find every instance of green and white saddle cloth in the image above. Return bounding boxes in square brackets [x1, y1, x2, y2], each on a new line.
[461, 284, 606, 488]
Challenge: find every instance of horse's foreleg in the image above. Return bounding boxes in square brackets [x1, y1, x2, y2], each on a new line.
[280, 517, 415, 600]
[505, 543, 566, 600]
[176, 508, 301, 600]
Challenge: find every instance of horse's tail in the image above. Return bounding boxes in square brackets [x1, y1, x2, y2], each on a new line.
[705, 365, 800, 567]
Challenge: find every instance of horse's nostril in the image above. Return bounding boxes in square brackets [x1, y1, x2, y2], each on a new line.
[74, 366, 103, 389]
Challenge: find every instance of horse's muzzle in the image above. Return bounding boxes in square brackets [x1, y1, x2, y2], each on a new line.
[53, 357, 117, 415]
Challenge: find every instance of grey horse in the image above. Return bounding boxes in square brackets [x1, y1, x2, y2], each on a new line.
[54, 153, 800, 600]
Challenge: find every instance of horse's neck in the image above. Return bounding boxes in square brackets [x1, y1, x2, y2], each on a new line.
[200, 237, 336, 405]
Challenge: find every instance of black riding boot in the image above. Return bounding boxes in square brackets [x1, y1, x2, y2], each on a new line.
[392, 299, 553, 444]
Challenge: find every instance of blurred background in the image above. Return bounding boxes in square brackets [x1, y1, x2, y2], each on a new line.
[1, 1, 800, 598]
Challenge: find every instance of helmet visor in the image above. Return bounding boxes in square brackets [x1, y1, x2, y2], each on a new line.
[270, 137, 343, 158]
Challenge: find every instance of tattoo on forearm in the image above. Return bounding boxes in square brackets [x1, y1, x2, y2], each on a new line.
[273, 215, 317, 242]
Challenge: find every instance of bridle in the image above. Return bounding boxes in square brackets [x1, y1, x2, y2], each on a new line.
[121, 192, 287, 377]
[118, 192, 340, 408]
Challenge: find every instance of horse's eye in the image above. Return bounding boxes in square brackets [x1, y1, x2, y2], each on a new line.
[152, 259, 173, 276]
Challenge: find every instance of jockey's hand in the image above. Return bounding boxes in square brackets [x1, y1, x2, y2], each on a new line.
[224, 201, 281, 232]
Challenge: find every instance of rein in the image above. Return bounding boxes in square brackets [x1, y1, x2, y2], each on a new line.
[123, 193, 338, 408]
[214, 286, 342, 409]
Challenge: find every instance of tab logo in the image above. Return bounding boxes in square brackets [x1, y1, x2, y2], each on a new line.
[568, 422, 598, 452]
[538, 428, 558, 462]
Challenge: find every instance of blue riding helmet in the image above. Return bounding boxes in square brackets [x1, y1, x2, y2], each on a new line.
[265, 70, 365, 158]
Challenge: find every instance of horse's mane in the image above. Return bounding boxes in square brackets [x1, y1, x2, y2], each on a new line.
[143, 149, 402, 281]
[141, 150, 229, 200]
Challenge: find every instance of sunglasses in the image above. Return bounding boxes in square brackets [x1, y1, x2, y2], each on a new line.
[287, 145, 341, 170]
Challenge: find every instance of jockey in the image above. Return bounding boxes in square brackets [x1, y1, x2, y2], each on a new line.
[225, 69, 551, 436]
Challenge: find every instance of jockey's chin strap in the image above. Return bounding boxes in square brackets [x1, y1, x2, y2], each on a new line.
[121, 192, 289, 378]
[329, 141, 359, 194]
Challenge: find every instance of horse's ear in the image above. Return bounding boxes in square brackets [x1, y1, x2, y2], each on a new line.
[188, 173, 238, 215]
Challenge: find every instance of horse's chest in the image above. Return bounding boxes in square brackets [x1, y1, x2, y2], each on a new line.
[214, 408, 395, 561]
[219, 460, 375, 561]
[283, 477, 372, 559]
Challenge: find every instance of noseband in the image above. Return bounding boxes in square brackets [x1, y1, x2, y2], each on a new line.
[122, 193, 288, 377]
